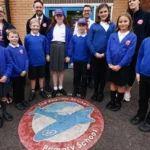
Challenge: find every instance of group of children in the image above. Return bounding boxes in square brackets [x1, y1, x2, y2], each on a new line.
[0, 3, 150, 131]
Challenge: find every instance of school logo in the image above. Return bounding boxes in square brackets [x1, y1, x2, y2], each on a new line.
[43, 23, 47, 27]
[125, 40, 131, 46]
[18, 97, 104, 150]
[19, 49, 23, 54]
[137, 19, 143, 25]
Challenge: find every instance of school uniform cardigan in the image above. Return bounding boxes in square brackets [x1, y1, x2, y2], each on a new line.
[130, 8, 150, 54]
[45, 26, 72, 57]
[70, 34, 91, 64]
[0, 46, 12, 83]
[136, 38, 150, 76]
[106, 32, 137, 67]
[87, 22, 115, 56]
[7, 45, 29, 77]
[26, 14, 51, 36]
[24, 34, 46, 67]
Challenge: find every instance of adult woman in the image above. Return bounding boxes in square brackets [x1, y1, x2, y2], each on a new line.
[125, 0, 150, 102]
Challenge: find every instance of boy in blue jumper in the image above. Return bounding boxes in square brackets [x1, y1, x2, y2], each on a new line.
[71, 18, 90, 98]
[0, 46, 13, 128]
[7, 29, 30, 110]
[131, 38, 150, 132]
[25, 18, 48, 101]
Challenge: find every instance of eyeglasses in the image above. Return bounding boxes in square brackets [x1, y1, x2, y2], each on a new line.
[83, 10, 91, 12]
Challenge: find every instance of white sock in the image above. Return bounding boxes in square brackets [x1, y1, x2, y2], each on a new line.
[59, 85, 63, 90]
[54, 86, 58, 90]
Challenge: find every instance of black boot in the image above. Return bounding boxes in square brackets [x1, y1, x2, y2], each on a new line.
[106, 90, 116, 109]
[0, 114, 3, 128]
[111, 92, 124, 111]
[1, 101, 13, 121]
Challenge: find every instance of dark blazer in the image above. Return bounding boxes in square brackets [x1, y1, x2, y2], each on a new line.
[26, 14, 51, 36]
[2, 19, 22, 47]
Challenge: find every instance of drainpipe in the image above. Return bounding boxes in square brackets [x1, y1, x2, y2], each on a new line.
[5, 0, 11, 23]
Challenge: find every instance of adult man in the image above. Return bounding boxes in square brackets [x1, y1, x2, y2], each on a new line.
[26, 0, 52, 95]
[74, 5, 94, 89]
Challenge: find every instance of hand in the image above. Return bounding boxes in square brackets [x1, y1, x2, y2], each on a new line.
[46, 55, 50, 62]
[87, 64, 90, 70]
[100, 53, 105, 58]
[71, 63, 74, 68]
[95, 53, 101, 58]
[108, 64, 113, 69]
[0, 76, 7, 83]
[112, 65, 121, 72]
[136, 73, 140, 84]
[65, 57, 70, 63]
[20, 71, 26, 77]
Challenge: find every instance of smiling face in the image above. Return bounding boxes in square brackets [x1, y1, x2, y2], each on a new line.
[30, 22, 40, 35]
[55, 14, 64, 25]
[7, 32, 19, 46]
[128, 0, 140, 12]
[82, 6, 92, 19]
[77, 24, 86, 34]
[118, 16, 130, 32]
[98, 6, 109, 22]
[34, 2, 43, 17]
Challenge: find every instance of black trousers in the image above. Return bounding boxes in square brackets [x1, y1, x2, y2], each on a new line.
[92, 56, 107, 94]
[137, 75, 150, 124]
[11, 76, 26, 104]
[73, 62, 87, 95]
[128, 54, 137, 86]
[45, 61, 50, 82]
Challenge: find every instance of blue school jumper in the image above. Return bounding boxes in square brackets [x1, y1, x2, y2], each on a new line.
[136, 38, 150, 76]
[7, 45, 29, 77]
[70, 34, 90, 63]
[107, 32, 137, 67]
[87, 23, 116, 55]
[0, 46, 12, 83]
[45, 26, 72, 57]
[24, 34, 46, 67]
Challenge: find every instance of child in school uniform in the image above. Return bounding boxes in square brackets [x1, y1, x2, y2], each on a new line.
[24, 18, 48, 101]
[45, 8, 72, 98]
[7, 29, 30, 110]
[131, 37, 150, 132]
[106, 12, 137, 111]
[70, 18, 90, 99]
[0, 46, 13, 128]
[87, 4, 115, 102]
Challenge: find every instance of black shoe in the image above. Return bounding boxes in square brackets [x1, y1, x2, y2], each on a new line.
[45, 84, 53, 93]
[16, 103, 25, 110]
[51, 90, 58, 98]
[97, 93, 104, 102]
[22, 100, 30, 107]
[0, 116, 3, 128]
[139, 122, 150, 132]
[59, 89, 67, 96]
[106, 101, 114, 109]
[72, 91, 77, 97]
[28, 92, 36, 102]
[2, 112, 13, 121]
[110, 103, 122, 111]
[80, 94, 86, 99]
[131, 115, 144, 125]
[40, 91, 48, 99]
[91, 93, 98, 101]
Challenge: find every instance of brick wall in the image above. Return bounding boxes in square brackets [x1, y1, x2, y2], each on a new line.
[141, 0, 150, 11]
[112, 0, 128, 22]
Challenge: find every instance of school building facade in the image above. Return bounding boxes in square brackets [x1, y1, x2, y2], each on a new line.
[0, 0, 149, 42]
